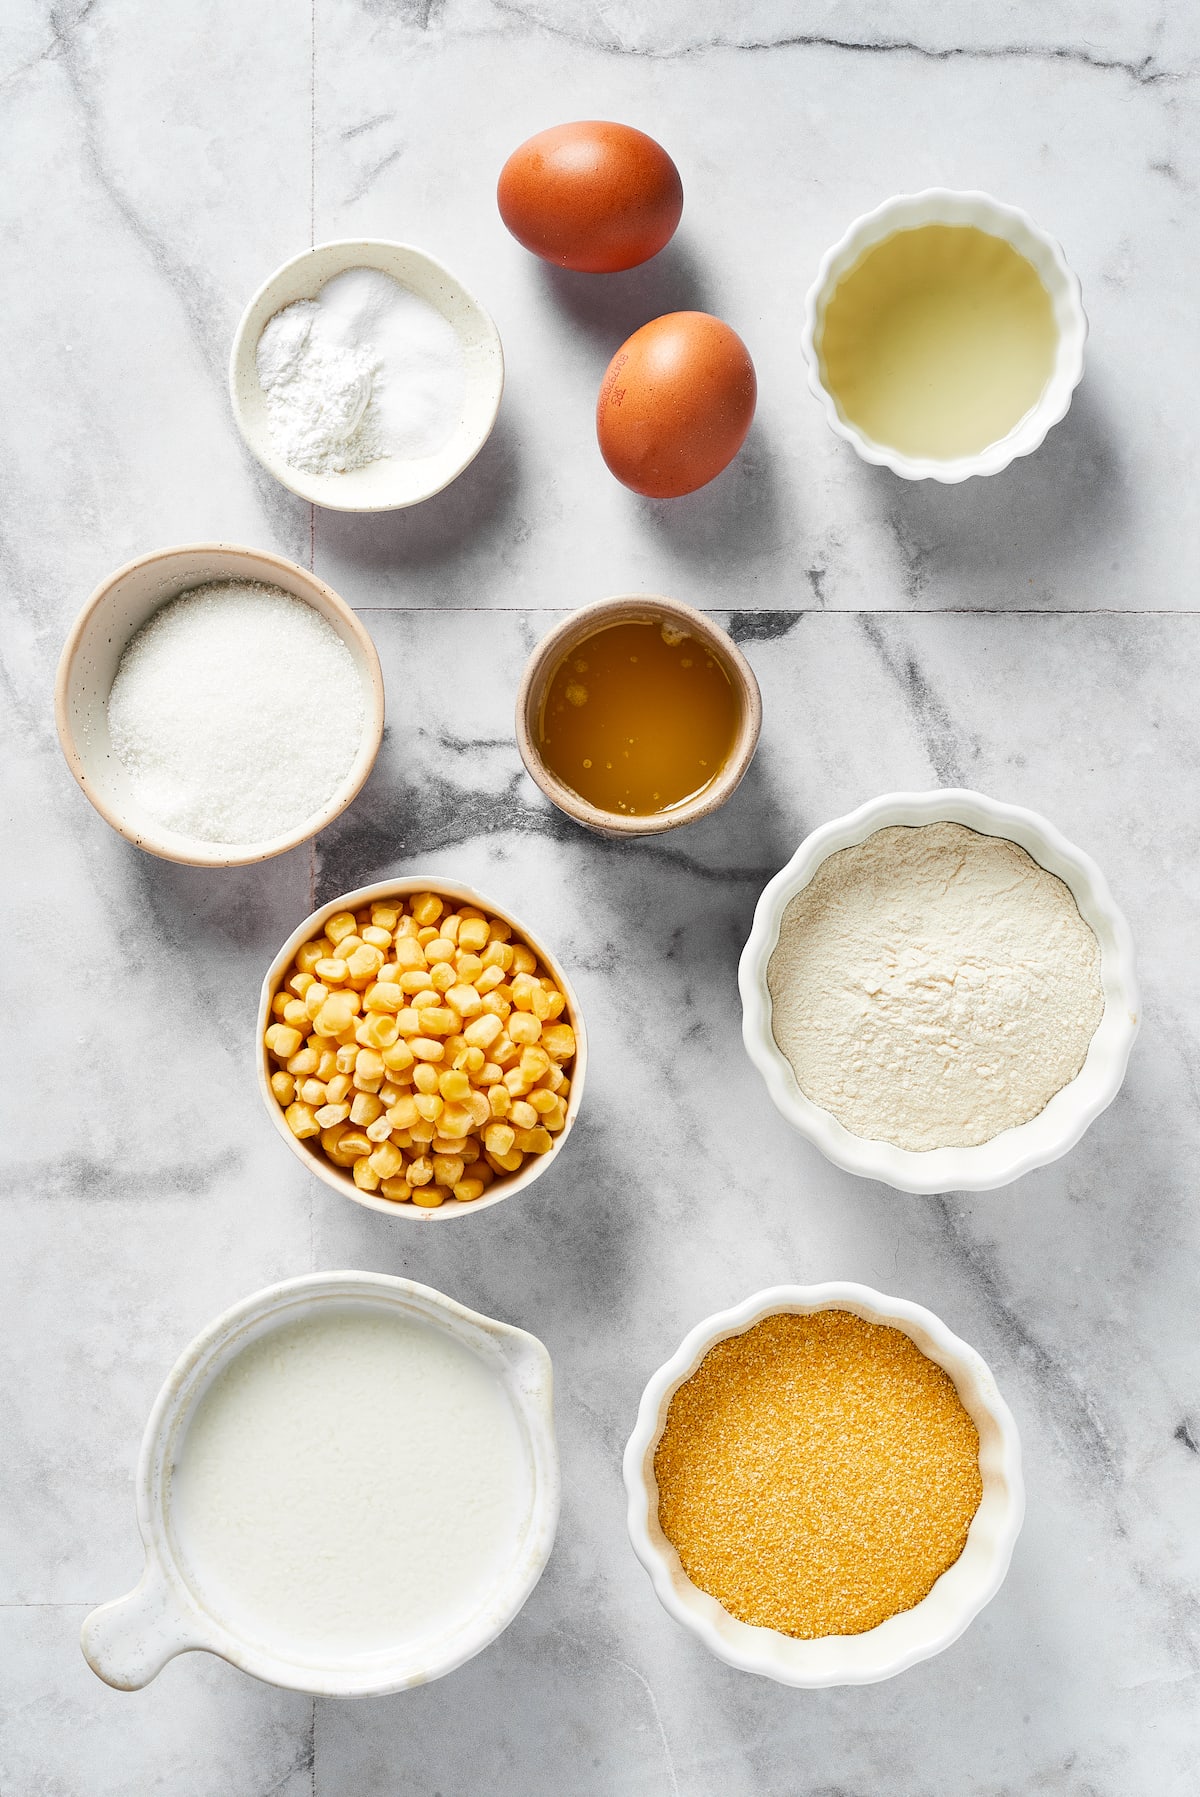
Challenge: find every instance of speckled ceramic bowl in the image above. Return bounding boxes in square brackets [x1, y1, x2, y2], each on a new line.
[802, 190, 1087, 482]
[738, 789, 1139, 1194]
[516, 594, 762, 840]
[54, 543, 384, 868]
[230, 240, 504, 511]
[624, 1282, 1023, 1687]
[258, 877, 586, 1220]
[81, 1272, 559, 1695]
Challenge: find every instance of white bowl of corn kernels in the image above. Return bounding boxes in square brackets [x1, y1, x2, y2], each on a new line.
[257, 878, 586, 1219]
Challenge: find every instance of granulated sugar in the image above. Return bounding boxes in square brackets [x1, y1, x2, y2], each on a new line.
[106, 581, 364, 845]
[654, 1309, 983, 1639]
[767, 821, 1104, 1151]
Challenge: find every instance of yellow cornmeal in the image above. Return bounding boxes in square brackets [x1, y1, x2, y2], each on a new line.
[654, 1310, 983, 1638]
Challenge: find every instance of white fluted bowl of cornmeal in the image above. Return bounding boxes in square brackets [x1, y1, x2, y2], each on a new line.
[738, 790, 1139, 1194]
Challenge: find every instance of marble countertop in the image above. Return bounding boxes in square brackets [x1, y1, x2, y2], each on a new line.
[3, 3, 1199, 1793]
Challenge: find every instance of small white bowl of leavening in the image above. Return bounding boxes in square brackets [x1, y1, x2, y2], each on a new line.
[739, 789, 1139, 1195]
[229, 240, 504, 511]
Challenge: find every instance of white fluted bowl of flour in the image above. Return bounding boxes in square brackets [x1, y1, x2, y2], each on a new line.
[739, 790, 1139, 1194]
[230, 241, 504, 511]
[81, 1272, 559, 1696]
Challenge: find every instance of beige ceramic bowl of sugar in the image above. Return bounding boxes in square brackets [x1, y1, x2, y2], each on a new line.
[229, 240, 504, 512]
[257, 876, 587, 1220]
[55, 544, 385, 868]
[739, 789, 1139, 1194]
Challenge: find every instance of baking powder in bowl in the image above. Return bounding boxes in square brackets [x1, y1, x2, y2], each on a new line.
[766, 822, 1104, 1151]
[169, 1305, 529, 1657]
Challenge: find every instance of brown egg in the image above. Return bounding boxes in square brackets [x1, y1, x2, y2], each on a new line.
[497, 121, 683, 274]
[596, 313, 757, 498]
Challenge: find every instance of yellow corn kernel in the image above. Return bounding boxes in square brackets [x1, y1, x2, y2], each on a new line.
[393, 936, 427, 971]
[399, 969, 434, 993]
[543, 989, 566, 1020]
[510, 972, 538, 1011]
[271, 991, 291, 1020]
[381, 1039, 415, 1073]
[355, 1047, 385, 1083]
[299, 1078, 327, 1107]
[423, 936, 454, 965]
[475, 964, 505, 995]
[530, 985, 554, 1021]
[414, 1092, 444, 1122]
[394, 912, 420, 938]
[321, 1120, 349, 1153]
[265, 1023, 303, 1060]
[368, 1140, 404, 1179]
[411, 894, 445, 929]
[445, 983, 483, 1018]
[528, 1085, 556, 1114]
[337, 1128, 372, 1159]
[488, 1084, 511, 1118]
[379, 1081, 401, 1105]
[455, 953, 484, 983]
[492, 1034, 519, 1067]
[350, 1090, 383, 1126]
[511, 943, 537, 975]
[366, 1116, 393, 1144]
[461, 1046, 484, 1076]
[280, 1000, 308, 1031]
[289, 970, 315, 998]
[520, 1045, 551, 1081]
[508, 1012, 542, 1046]
[432, 1154, 465, 1187]
[464, 1090, 489, 1128]
[323, 1073, 350, 1105]
[314, 957, 349, 985]
[393, 1007, 422, 1038]
[285, 1102, 319, 1140]
[503, 1066, 531, 1097]
[446, 1035, 469, 1065]
[513, 1126, 553, 1155]
[449, 1177, 483, 1203]
[412, 1186, 445, 1209]
[325, 911, 357, 944]
[335, 1043, 359, 1075]
[438, 1068, 471, 1102]
[408, 1154, 434, 1187]
[480, 939, 513, 972]
[270, 1070, 296, 1105]
[362, 925, 393, 950]
[486, 1146, 524, 1175]
[439, 1135, 480, 1162]
[412, 1062, 440, 1094]
[353, 1157, 381, 1192]
[484, 1122, 515, 1156]
[541, 1099, 568, 1132]
[335, 936, 364, 960]
[364, 981, 405, 1013]
[296, 939, 330, 974]
[380, 1176, 411, 1203]
[304, 982, 329, 1020]
[354, 1018, 374, 1047]
[415, 1007, 458, 1036]
[387, 1095, 421, 1131]
[346, 944, 384, 983]
[477, 1061, 502, 1086]
[463, 1012, 503, 1050]
[481, 992, 512, 1020]
[488, 917, 513, 943]
[457, 916, 490, 953]
[440, 914, 461, 943]
[542, 1023, 576, 1061]
[287, 1047, 320, 1077]
[315, 1102, 351, 1129]
[314, 1049, 337, 1082]
[438, 1103, 471, 1138]
[411, 987, 443, 1011]
[408, 1120, 436, 1144]
[509, 1099, 538, 1130]
[371, 902, 401, 929]
[315, 992, 359, 1036]
[425, 962, 452, 994]
[361, 1012, 399, 1051]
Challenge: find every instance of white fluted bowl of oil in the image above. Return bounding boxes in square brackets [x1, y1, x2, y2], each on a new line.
[802, 190, 1087, 483]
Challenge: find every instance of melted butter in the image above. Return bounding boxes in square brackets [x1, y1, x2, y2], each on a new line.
[818, 224, 1058, 459]
[537, 618, 739, 817]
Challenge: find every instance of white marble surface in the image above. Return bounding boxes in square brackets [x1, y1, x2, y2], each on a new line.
[3, 3, 1199, 1792]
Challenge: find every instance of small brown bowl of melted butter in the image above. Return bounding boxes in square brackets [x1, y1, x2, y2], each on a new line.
[516, 594, 762, 840]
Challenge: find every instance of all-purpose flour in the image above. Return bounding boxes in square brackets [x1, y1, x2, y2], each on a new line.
[766, 822, 1104, 1151]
